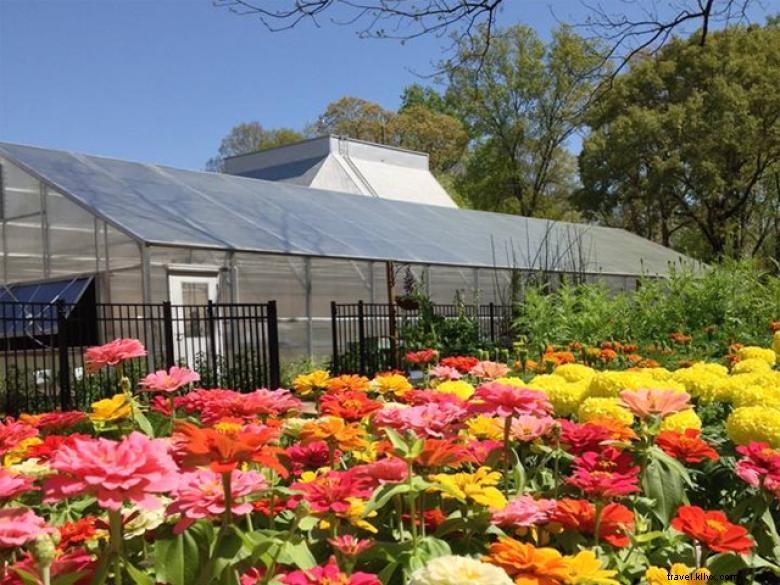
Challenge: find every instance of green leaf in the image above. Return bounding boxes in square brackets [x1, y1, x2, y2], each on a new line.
[641, 453, 688, 524]
[132, 405, 155, 437]
[278, 539, 316, 569]
[378, 561, 400, 584]
[384, 428, 410, 456]
[125, 562, 154, 585]
[10, 569, 39, 585]
[153, 523, 211, 585]
[364, 483, 412, 514]
[88, 551, 112, 585]
[52, 572, 90, 585]
[705, 553, 748, 574]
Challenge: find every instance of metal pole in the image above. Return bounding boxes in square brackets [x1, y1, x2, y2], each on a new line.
[162, 301, 175, 368]
[358, 300, 366, 375]
[267, 301, 281, 388]
[330, 301, 339, 373]
[304, 257, 313, 360]
[385, 262, 398, 369]
[207, 300, 218, 382]
[56, 300, 71, 411]
[489, 302, 496, 344]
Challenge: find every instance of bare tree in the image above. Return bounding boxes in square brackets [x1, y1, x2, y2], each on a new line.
[213, 0, 760, 69]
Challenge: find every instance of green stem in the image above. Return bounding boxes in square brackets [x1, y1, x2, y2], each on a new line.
[108, 509, 124, 585]
[169, 395, 177, 429]
[593, 500, 604, 548]
[407, 460, 418, 551]
[503, 415, 513, 497]
[40, 565, 51, 585]
[394, 494, 405, 542]
[222, 471, 233, 530]
[552, 433, 561, 499]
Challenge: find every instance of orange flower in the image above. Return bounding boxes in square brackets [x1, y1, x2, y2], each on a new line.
[483, 538, 570, 585]
[584, 415, 638, 442]
[636, 358, 660, 368]
[300, 417, 368, 451]
[173, 421, 287, 476]
[622, 344, 639, 354]
[599, 349, 618, 362]
[671, 506, 754, 554]
[325, 374, 370, 394]
[548, 499, 635, 548]
[769, 321, 780, 333]
[669, 332, 692, 344]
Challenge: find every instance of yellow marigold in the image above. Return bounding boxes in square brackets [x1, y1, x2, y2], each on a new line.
[544, 382, 589, 417]
[671, 367, 724, 402]
[429, 466, 507, 510]
[713, 373, 765, 403]
[292, 370, 330, 396]
[466, 416, 503, 441]
[552, 363, 596, 383]
[588, 371, 686, 398]
[729, 384, 780, 409]
[773, 331, 780, 355]
[494, 376, 529, 388]
[436, 380, 475, 400]
[737, 346, 776, 366]
[564, 550, 619, 585]
[639, 367, 674, 381]
[645, 565, 710, 585]
[370, 374, 412, 396]
[90, 393, 132, 422]
[578, 397, 634, 426]
[731, 358, 772, 375]
[726, 406, 780, 446]
[659, 408, 702, 433]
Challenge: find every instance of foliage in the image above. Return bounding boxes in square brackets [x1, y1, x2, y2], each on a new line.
[205, 122, 304, 171]
[579, 22, 780, 261]
[515, 261, 780, 358]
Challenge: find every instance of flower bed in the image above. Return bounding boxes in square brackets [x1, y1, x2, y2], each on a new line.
[1, 332, 780, 584]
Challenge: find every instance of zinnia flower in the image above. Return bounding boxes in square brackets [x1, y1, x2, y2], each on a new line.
[328, 534, 374, 557]
[2, 547, 95, 585]
[0, 508, 53, 548]
[0, 469, 34, 501]
[370, 374, 412, 397]
[320, 391, 382, 421]
[84, 338, 146, 373]
[618, 388, 690, 419]
[492, 495, 556, 528]
[429, 365, 462, 381]
[140, 366, 200, 393]
[299, 417, 368, 452]
[671, 505, 754, 554]
[735, 442, 780, 495]
[564, 550, 619, 585]
[44, 432, 179, 511]
[89, 393, 132, 422]
[0, 419, 39, 460]
[567, 447, 640, 498]
[326, 374, 370, 394]
[406, 349, 439, 365]
[469, 383, 552, 419]
[483, 538, 570, 584]
[469, 361, 509, 380]
[281, 556, 381, 585]
[656, 429, 718, 464]
[293, 370, 330, 396]
[429, 466, 507, 510]
[373, 402, 467, 439]
[285, 441, 333, 476]
[511, 415, 554, 442]
[409, 555, 513, 585]
[291, 470, 373, 515]
[168, 469, 267, 533]
[440, 355, 479, 374]
[548, 499, 634, 547]
[18, 411, 86, 433]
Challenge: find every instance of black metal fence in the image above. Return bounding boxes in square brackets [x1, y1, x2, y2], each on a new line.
[0, 300, 280, 415]
[331, 301, 513, 375]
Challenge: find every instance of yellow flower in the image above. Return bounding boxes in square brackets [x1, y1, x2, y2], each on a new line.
[729, 384, 780, 409]
[90, 393, 132, 422]
[672, 365, 726, 402]
[773, 331, 780, 356]
[351, 441, 380, 463]
[737, 346, 776, 366]
[552, 363, 596, 383]
[494, 376, 528, 388]
[371, 374, 412, 396]
[436, 380, 475, 400]
[3, 437, 42, 466]
[578, 397, 634, 426]
[726, 406, 780, 446]
[546, 382, 589, 417]
[731, 358, 772, 375]
[321, 497, 378, 533]
[659, 408, 702, 433]
[564, 550, 619, 585]
[292, 370, 330, 396]
[429, 466, 507, 510]
[640, 367, 675, 381]
[588, 371, 686, 398]
[645, 564, 710, 585]
[466, 416, 503, 441]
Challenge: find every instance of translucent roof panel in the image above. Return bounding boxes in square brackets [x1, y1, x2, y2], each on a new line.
[0, 142, 692, 275]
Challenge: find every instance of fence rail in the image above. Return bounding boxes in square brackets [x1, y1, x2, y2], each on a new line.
[331, 301, 513, 376]
[0, 300, 280, 415]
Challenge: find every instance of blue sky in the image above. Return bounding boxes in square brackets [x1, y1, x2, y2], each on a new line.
[0, 0, 773, 170]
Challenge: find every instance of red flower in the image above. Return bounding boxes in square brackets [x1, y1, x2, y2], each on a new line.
[359, 457, 409, 485]
[320, 391, 382, 421]
[549, 498, 635, 547]
[414, 439, 475, 469]
[179, 388, 301, 424]
[567, 447, 640, 498]
[0, 419, 38, 459]
[18, 411, 87, 434]
[24, 434, 91, 462]
[84, 338, 146, 373]
[290, 470, 372, 515]
[57, 517, 98, 550]
[285, 441, 333, 476]
[559, 420, 613, 455]
[405, 349, 439, 365]
[440, 355, 479, 374]
[671, 505, 754, 554]
[281, 556, 381, 585]
[656, 429, 719, 464]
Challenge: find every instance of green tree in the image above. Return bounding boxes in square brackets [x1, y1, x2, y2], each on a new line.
[445, 25, 603, 218]
[578, 24, 780, 260]
[206, 122, 303, 171]
[314, 96, 393, 143]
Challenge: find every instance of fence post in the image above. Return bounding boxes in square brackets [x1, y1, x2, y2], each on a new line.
[330, 301, 339, 373]
[162, 301, 175, 369]
[357, 301, 366, 376]
[489, 302, 496, 343]
[56, 300, 71, 411]
[206, 301, 218, 382]
[267, 301, 281, 389]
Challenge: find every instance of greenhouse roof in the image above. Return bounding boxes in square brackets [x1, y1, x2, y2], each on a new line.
[0, 142, 693, 276]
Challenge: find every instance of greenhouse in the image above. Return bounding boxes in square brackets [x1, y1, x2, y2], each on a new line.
[0, 140, 692, 359]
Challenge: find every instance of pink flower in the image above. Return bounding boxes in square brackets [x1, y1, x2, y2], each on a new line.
[291, 470, 373, 515]
[735, 442, 780, 496]
[469, 383, 552, 419]
[465, 439, 502, 465]
[429, 365, 462, 381]
[359, 457, 409, 485]
[2, 547, 95, 585]
[559, 419, 612, 455]
[44, 432, 179, 511]
[618, 388, 691, 419]
[328, 534, 374, 557]
[567, 447, 640, 498]
[281, 556, 381, 585]
[239, 568, 267, 585]
[492, 495, 557, 528]
[405, 349, 439, 365]
[182, 388, 302, 424]
[0, 508, 52, 548]
[84, 338, 146, 373]
[401, 389, 467, 407]
[0, 419, 38, 458]
[469, 360, 509, 380]
[140, 366, 200, 393]
[286, 441, 333, 476]
[511, 415, 555, 442]
[373, 402, 468, 438]
[168, 469, 267, 533]
[0, 470, 33, 501]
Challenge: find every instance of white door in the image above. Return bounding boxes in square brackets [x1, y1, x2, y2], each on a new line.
[168, 273, 221, 369]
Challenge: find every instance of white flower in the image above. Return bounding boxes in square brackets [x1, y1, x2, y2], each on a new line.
[8, 458, 52, 479]
[409, 555, 513, 585]
[122, 500, 168, 537]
